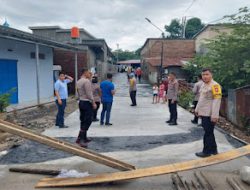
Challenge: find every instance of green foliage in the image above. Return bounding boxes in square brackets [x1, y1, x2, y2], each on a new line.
[178, 90, 194, 109]
[165, 17, 204, 39]
[0, 88, 16, 112]
[0, 93, 11, 112]
[165, 19, 182, 39]
[185, 17, 204, 39]
[184, 7, 250, 90]
[112, 49, 140, 61]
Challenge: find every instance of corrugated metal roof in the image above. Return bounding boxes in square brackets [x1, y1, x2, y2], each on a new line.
[0, 25, 84, 51]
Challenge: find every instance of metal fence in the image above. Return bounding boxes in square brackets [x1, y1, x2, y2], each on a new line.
[221, 85, 250, 128]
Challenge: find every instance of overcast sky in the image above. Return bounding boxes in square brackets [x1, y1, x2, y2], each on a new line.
[0, 0, 250, 51]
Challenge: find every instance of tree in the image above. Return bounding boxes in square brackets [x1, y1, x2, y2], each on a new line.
[185, 17, 204, 39]
[112, 49, 140, 61]
[184, 7, 250, 90]
[164, 19, 182, 39]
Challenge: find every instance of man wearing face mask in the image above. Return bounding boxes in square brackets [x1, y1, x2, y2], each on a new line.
[195, 68, 222, 158]
[91, 76, 101, 122]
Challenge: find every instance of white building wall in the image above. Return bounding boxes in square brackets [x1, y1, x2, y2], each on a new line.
[0, 38, 53, 104]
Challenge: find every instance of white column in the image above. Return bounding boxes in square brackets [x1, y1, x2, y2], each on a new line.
[35, 43, 40, 104]
[74, 51, 78, 96]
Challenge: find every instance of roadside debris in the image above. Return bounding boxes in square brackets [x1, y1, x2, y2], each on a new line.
[56, 169, 89, 178]
[240, 166, 250, 185]
[35, 145, 250, 188]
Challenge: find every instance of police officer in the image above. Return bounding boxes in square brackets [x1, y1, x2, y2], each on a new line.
[191, 74, 203, 124]
[166, 72, 179, 125]
[76, 68, 97, 148]
[195, 68, 222, 157]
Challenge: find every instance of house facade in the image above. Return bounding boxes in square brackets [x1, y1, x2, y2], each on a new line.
[193, 24, 233, 54]
[29, 26, 116, 82]
[140, 38, 195, 84]
[0, 25, 81, 110]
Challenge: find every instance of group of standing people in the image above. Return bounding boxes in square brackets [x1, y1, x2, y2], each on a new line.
[152, 68, 222, 158]
[151, 72, 179, 126]
[54, 69, 115, 148]
[54, 67, 222, 158]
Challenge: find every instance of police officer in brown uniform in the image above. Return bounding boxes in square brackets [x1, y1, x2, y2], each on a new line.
[76, 68, 97, 148]
[191, 74, 203, 124]
[195, 68, 222, 157]
[166, 72, 179, 125]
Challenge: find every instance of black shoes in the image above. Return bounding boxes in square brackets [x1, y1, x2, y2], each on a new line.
[105, 123, 113, 126]
[195, 152, 211, 158]
[166, 120, 177, 125]
[195, 151, 218, 158]
[191, 120, 198, 124]
[169, 122, 178, 126]
[84, 138, 92, 143]
[130, 104, 137, 106]
[75, 139, 88, 148]
[92, 118, 99, 122]
[100, 122, 113, 126]
[58, 125, 69, 128]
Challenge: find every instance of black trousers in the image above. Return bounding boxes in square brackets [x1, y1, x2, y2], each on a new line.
[168, 99, 177, 122]
[130, 91, 137, 105]
[201, 116, 217, 154]
[138, 75, 141, 82]
[93, 102, 100, 119]
[79, 101, 93, 131]
[193, 101, 199, 122]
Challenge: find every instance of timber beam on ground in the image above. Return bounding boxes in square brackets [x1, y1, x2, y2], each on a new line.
[0, 120, 135, 171]
[35, 145, 250, 188]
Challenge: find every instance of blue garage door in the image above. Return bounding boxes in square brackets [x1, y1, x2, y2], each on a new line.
[0, 59, 18, 104]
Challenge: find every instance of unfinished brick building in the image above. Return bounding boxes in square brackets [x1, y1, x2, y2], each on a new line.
[140, 38, 195, 84]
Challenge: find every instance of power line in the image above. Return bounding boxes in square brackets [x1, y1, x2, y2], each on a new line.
[184, 0, 197, 13]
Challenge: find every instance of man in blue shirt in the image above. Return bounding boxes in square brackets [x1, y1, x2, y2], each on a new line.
[54, 71, 73, 128]
[100, 73, 115, 126]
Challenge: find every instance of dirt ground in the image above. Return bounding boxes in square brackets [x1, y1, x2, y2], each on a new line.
[218, 116, 250, 144]
[0, 97, 78, 152]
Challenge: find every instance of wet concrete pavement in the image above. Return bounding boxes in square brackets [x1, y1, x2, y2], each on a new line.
[0, 73, 249, 190]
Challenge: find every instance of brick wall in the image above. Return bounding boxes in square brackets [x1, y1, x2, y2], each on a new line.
[147, 40, 195, 59]
[53, 49, 88, 94]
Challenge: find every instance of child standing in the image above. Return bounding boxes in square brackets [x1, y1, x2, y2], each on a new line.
[158, 82, 165, 103]
[152, 84, 159, 104]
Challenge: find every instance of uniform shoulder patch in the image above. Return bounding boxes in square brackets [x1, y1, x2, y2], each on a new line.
[212, 84, 222, 99]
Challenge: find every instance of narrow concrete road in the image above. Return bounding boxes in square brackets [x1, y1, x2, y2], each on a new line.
[0, 73, 248, 190]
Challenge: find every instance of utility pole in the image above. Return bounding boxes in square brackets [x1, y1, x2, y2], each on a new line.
[182, 16, 187, 39]
[116, 43, 119, 64]
[145, 18, 165, 83]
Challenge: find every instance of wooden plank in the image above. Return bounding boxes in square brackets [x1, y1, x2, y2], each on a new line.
[0, 120, 135, 171]
[36, 145, 250, 188]
[194, 172, 214, 190]
[171, 174, 186, 190]
[9, 167, 61, 176]
[226, 177, 246, 190]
